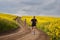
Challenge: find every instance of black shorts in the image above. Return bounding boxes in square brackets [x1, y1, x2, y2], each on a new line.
[32, 23, 36, 27]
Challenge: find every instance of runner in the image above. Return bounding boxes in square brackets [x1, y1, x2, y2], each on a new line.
[24, 19, 27, 30]
[31, 16, 37, 35]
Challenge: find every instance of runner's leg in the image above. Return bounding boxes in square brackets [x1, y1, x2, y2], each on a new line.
[33, 26, 36, 35]
[31, 26, 35, 35]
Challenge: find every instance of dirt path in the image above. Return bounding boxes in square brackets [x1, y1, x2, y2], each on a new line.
[17, 29, 49, 40]
[17, 29, 40, 40]
[0, 18, 50, 40]
[0, 19, 30, 40]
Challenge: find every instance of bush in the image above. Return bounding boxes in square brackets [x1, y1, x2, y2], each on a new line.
[0, 18, 19, 33]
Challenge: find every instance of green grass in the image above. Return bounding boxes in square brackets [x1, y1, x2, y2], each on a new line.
[0, 18, 19, 33]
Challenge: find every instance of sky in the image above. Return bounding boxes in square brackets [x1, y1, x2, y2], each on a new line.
[0, 0, 60, 16]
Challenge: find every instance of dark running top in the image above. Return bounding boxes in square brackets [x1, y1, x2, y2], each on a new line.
[31, 19, 37, 26]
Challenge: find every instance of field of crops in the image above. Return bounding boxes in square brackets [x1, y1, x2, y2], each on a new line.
[0, 13, 60, 40]
[0, 13, 17, 20]
[0, 13, 18, 33]
[22, 16, 60, 40]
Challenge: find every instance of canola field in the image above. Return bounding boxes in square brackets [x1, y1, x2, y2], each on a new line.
[22, 16, 60, 40]
[0, 13, 60, 40]
[0, 13, 17, 21]
[0, 13, 18, 33]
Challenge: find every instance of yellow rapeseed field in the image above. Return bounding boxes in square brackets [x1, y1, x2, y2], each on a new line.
[22, 16, 60, 40]
[0, 13, 17, 21]
[0, 13, 60, 40]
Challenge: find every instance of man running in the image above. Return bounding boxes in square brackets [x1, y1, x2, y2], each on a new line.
[31, 16, 37, 35]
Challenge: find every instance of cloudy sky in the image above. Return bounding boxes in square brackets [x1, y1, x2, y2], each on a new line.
[0, 0, 60, 16]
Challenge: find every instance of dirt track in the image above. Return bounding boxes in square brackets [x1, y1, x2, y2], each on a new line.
[0, 18, 50, 40]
